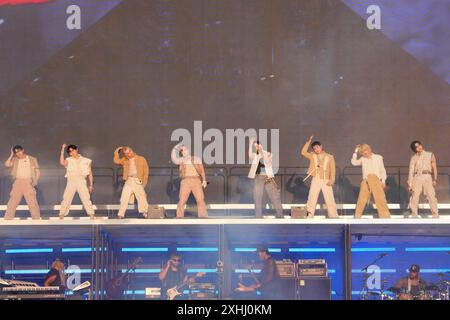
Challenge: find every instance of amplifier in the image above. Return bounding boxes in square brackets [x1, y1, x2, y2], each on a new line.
[297, 277, 331, 300]
[298, 259, 326, 265]
[291, 206, 308, 219]
[297, 259, 328, 277]
[145, 287, 161, 299]
[189, 283, 216, 300]
[298, 268, 327, 277]
[147, 205, 165, 219]
[190, 283, 215, 290]
[275, 259, 296, 278]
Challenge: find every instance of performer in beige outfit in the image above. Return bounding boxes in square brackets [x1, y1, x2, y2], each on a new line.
[59, 144, 95, 219]
[114, 146, 150, 219]
[4, 145, 41, 220]
[351, 144, 390, 218]
[171, 144, 208, 218]
[301, 136, 339, 218]
[408, 141, 439, 218]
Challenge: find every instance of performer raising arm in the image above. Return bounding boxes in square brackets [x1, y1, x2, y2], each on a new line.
[248, 138, 283, 218]
[114, 146, 150, 219]
[4, 145, 41, 220]
[171, 144, 208, 218]
[351, 144, 390, 219]
[300, 135, 339, 218]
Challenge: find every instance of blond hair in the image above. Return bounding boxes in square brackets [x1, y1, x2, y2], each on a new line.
[358, 144, 372, 154]
[52, 259, 65, 271]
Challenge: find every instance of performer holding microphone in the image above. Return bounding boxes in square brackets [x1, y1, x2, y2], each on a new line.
[248, 138, 283, 218]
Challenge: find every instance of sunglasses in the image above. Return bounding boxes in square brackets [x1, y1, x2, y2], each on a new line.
[171, 259, 181, 262]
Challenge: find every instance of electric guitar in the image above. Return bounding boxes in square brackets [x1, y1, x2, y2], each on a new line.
[106, 257, 142, 299]
[166, 272, 205, 300]
[235, 265, 259, 292]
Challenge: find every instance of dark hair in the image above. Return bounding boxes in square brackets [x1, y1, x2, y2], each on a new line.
[410, 140, 422, 152]
[311, 141, 322, 148]
[409, 264, 420, 273]
[13, 145, 24, 153]
[66, 144, 78, 155]
[256, 246, 269, 254]
[169, 252, 181, 259]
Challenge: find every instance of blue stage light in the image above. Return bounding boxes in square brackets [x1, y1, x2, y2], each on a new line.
[62, 248, 93, 252]
[121, 248, 168, 252]
[5, 269, 92, 275]
[351, 247, 396, 252]
[412, 268, 450, 273]
[288, 248, 336, 252]
[187, 268, 217, 273]
[176, 247, 218, 252]
[352, 269, 396, 273]
[121, 269, 161, 273]
[405, 247, 450, 252]
[234, 269, 261, 273]
[234, 247, 281, 252]
[5, 248, 53, 254]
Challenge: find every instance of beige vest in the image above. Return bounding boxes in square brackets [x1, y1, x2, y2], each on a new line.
[11, 155, 39, 186]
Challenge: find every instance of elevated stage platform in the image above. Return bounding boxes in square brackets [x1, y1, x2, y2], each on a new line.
[1, 215, 449, 300]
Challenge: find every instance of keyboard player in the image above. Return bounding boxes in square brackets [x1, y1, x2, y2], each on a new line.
[44, 259, 66, 292]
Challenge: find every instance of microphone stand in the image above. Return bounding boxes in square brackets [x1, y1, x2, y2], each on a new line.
[360, 254, 388, 300]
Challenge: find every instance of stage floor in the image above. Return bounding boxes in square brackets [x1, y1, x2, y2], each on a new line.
[0, 216, 449, 226]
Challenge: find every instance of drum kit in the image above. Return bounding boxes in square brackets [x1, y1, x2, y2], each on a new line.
[362, 273, 450, 301]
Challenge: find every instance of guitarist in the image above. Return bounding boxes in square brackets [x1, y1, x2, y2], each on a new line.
[159, 253, 191, 300]
[237, 246, 282, 300]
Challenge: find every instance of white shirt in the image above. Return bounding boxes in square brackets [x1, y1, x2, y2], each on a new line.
[65, 155, 92, 178]
[16, 156, 32, 179]
[248, 152, 274, 179]
[351, 153, 387, 184]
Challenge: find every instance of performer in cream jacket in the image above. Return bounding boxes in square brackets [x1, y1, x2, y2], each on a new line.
[300, 136, 339, 218]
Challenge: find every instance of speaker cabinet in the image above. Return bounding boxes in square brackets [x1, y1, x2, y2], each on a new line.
[297, 277, 331, 300]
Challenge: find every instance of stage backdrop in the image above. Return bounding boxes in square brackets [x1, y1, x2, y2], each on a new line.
[0, 0, 449, 190]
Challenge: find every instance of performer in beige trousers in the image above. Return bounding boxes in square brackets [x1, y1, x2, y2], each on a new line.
[351, 144, 390, 218]
[408, 141, 439, 218]
[301, 136, 339, 218]
[171, 144, 208, 218]
[59, 144, 95, 219]
[4, 145, 41, 220]
[114, 146, 150, 219]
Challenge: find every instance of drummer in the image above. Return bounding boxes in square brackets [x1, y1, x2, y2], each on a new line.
[393, 264, 428, 299]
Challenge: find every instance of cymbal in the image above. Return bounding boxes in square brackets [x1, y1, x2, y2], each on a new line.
[367, 291, 381, 296]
